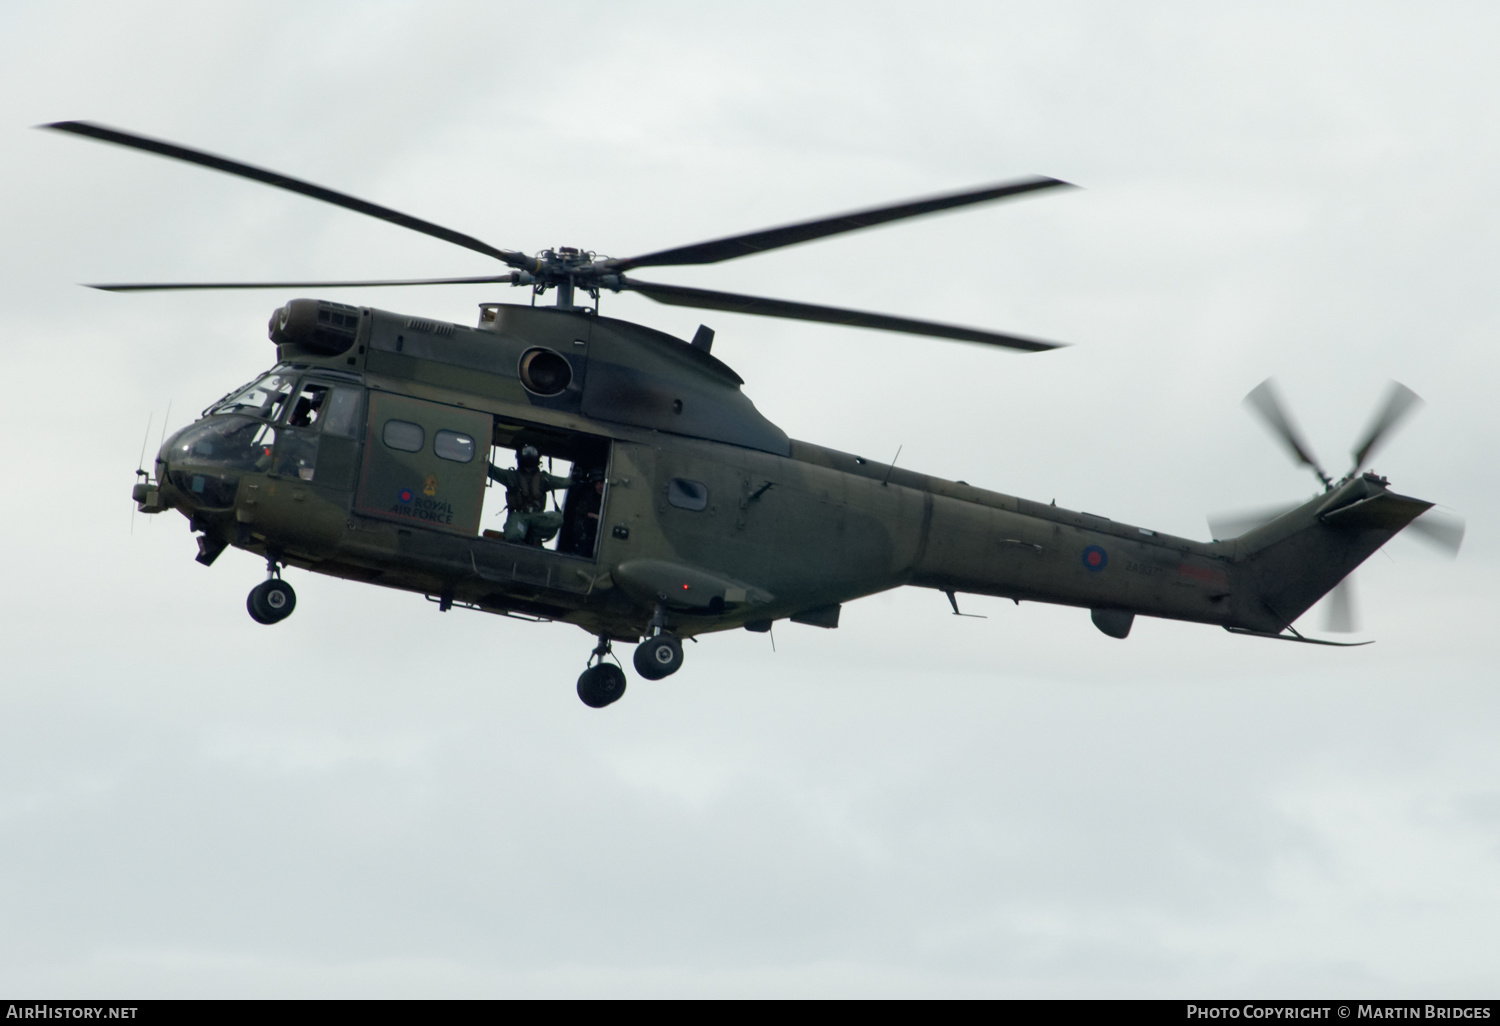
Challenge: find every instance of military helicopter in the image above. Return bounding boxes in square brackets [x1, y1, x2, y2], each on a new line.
[47, 121, 1462, 708]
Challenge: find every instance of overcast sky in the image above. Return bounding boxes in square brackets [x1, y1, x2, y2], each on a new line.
[1, 0, 1497, 997]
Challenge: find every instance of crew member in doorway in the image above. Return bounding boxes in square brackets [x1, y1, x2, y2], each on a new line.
[488, 445, 569, 545]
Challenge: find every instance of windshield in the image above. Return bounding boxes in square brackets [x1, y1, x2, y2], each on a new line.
[209, 371, 297, 420]
[170, 415, 277, 472]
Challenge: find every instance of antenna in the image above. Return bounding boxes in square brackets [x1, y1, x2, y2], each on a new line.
[131, 412, 152, 535]
[882, 445, 903, 486]
[945, 590, 986, 618]
[134, 413, 153, 478]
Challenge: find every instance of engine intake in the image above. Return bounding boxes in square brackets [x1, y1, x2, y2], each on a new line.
[268, 299, 361, 355]
[518, 347, 572, 396]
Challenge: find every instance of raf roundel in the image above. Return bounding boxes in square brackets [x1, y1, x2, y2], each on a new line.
[398, 487, 414, 504]
[1082, 545, 1108, 572]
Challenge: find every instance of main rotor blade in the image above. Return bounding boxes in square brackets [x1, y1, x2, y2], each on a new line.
[1349, 381, 1422, 474]
[1244, 378, 1332, 487]
[86, 275, 519, 292]
[1406, 509, 1465, 557]
[1324, 576, 1359, 633]
[607, 176, 1074, 271]
[619, 277, 1063, 351]
[42, 121, 532, 270]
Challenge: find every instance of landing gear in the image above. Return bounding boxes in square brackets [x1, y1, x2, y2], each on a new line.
[578, 663, 627, 708]
[247, 579, 296, 624]
[633, 632, 683, 680]
[633, 602, 685, 680]
[247, 558, 296, 625]
[578, 636, 626, 708]
[575, 614, 686, 706]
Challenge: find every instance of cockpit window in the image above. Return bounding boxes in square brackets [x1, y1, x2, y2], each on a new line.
[287, 384, 329, 428]
[172, 415, 276, 472]
[319, 387, 362, 438]
[210, 372, 297, 420]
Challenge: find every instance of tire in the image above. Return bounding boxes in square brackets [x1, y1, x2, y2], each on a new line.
[246, 585, 274, 624]
[247, 579, 297, 625]
[577, 664, 627, 708]
[633, 633, 683, 680]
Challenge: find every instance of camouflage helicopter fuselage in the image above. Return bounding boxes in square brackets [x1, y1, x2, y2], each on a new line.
[142, 299, 1432, 659]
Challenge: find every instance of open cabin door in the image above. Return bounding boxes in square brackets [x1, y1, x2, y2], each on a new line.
[482, 419, 615, 560]
[355, 391, 491, 535]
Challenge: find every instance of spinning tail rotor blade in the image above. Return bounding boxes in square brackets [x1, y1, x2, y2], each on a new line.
[1406, 509, 1465, 557]
[1349, 381, 1423, 474]
[1324, 577, 1360, 633]
[619, 277, 1063, 351]
[1244, 378, 1332, 487]
[606, 177, 1075, 271]
[1207, 501, 1301, 541]
[41, 121, 531, 270]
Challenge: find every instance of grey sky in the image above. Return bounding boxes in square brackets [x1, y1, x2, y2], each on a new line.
[1, 0, 1496, 996]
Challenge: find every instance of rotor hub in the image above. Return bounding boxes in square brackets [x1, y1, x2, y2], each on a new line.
[511, 248, 623, 305]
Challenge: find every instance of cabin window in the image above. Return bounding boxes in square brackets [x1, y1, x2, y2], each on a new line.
[382, 419, 424, 452]
[667, 478, 709, 511]
[434, 430, 476, 463]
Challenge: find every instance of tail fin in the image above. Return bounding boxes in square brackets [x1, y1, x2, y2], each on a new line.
[1229, 475, 1431, 633]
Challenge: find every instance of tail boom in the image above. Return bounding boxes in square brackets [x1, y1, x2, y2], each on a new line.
[905, 473, 1430, 638]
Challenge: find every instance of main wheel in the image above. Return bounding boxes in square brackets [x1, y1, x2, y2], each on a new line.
[577, 664, 627, 708]
[247, 579, 297, 625]
[633, 633, 684, 680]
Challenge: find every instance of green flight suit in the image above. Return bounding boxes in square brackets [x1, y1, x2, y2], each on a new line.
[487, 464, 570, 544]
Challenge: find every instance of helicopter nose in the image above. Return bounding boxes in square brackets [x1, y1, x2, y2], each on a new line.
[131, 434, 178, 514]
[130, 476, 168, 513]
[150, 418, 257, 510]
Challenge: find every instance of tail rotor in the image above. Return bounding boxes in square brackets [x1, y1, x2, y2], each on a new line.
[1405, 508, 1465, 557]
[1324, 577, 1359, 634]
[1349, 381, 1423, 477]
[1243, 378, 1334, 489]
[1210, 376, 1464, 634]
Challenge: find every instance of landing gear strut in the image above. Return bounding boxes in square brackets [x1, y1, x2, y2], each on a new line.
[577, 636, 627, 709]
[247, 558, 296, 625]
[633, 604, 685, 680]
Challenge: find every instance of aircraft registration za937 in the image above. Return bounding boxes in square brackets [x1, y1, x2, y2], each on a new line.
[45, 120, 1464, 708]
